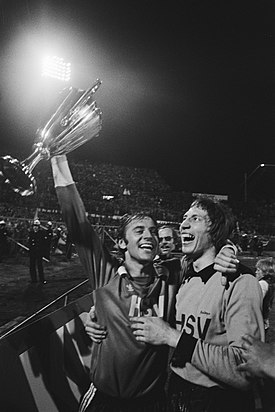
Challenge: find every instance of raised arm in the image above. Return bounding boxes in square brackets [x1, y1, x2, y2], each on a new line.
[51, 155, 116, 290]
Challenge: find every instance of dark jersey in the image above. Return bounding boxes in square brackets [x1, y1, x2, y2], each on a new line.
[55, 182, 182, 399]
[28, 229, 46, 255]
[90, 267, 171, 398]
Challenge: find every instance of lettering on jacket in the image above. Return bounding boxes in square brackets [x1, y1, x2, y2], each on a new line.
[128, 295, 164, 317]
[176, 313, 211, 340]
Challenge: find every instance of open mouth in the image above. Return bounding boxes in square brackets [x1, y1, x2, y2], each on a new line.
[181, 234, 195, 243]
[140, 243, 154, 251]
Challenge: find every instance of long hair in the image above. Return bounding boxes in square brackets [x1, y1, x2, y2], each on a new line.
[191, 196, 236, 252]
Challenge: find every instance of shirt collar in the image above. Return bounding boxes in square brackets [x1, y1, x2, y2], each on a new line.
[117, 264, 168, 280]
[185, 263, 215, 284]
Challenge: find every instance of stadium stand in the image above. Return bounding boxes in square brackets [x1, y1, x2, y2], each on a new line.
[1, 159, 275, 255]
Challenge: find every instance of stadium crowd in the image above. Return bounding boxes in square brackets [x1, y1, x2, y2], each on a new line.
[0, 158, 274, 412]
[1, 159, 275, 259]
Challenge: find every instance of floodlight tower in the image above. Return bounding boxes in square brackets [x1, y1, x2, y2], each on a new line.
[244, 163, 268, 202]
[42, 56, 71, 83]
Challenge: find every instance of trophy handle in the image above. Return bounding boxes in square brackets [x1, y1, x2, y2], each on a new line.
[0, 144, 49, 196]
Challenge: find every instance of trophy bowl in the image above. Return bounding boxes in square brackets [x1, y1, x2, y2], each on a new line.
[0, 79, 102, 196]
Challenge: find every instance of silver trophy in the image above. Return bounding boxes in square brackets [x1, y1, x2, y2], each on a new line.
[0, 79, 102, 196]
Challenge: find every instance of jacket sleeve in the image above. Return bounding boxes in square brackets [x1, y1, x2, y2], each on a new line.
[51, 155, 116, 290]
[171, 274, 265, 390]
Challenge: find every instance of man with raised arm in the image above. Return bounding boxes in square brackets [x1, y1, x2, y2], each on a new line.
[51, 155, 183, 412]
[51, 156, 240, 412]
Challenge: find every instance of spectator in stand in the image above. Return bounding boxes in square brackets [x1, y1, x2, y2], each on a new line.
[241, 233, 249, 252]
[52, 226, 62, 254]
[28, 219, 47, 284]
[44, 221, 53, 260]
[255, 257, 275, 332]
[0, 220, 10, 261]
[250, 235, 263, 257]
[65, 229, 73, 260]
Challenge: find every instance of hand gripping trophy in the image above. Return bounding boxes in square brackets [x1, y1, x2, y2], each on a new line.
[0, 79, 102, 196]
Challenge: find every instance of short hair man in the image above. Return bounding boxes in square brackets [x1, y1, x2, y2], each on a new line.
[51, 155, 183, 412]
[158, 225, 177, 259]
[131, 197, 265, 412]
[51, 157, 240, 412]
[28, 219, 47, 284]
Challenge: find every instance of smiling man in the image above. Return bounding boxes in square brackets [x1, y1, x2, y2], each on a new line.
[51, 155, 182, 412]
[80, 212, 178, 412]
[51, 156, 242, 412]
[131, 196, 265, 412]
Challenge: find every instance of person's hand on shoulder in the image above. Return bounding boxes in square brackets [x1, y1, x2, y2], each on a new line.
[214, 241, 239, 287]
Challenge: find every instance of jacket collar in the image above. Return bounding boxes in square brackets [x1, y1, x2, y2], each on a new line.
[185, 263, 215, 284]
[117, 263, 168, 280]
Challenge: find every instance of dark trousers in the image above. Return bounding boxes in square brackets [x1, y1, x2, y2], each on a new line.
[167, 372, 255, 412]
[29, 252, 44, 282]
[81, 389, 166, 412]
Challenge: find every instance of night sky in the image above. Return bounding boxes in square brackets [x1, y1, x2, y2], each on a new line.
[0, 0, 273, 200]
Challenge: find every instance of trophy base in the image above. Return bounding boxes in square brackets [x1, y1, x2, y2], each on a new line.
[0, 155, 36, 197]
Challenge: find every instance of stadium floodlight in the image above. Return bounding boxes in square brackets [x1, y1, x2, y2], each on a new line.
[42, 55, 71, 82]
[260, 163, 275, 168]
[244, 163, 270, 202]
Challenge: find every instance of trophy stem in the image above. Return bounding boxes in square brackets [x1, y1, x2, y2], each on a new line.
[21, 145, 46, 174]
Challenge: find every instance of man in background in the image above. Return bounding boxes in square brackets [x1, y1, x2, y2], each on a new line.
[28, 219, 47, 284]
[0, 220, 10, 261]
[158, 225, 178, 260]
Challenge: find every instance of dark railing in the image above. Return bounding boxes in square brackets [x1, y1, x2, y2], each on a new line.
[0, 278, 90, 340]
